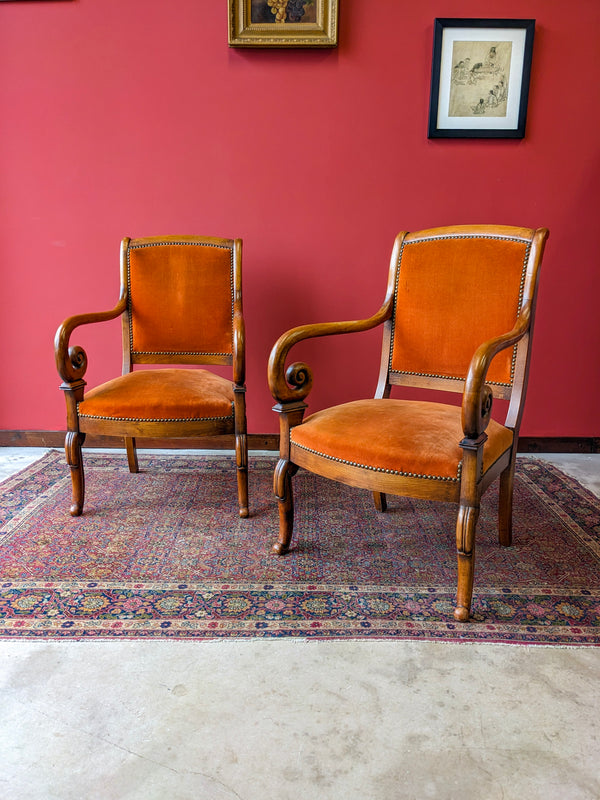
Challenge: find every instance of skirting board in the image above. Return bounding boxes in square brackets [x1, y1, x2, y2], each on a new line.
[0, 431, 280, 451]
[0, 431, 599, 453]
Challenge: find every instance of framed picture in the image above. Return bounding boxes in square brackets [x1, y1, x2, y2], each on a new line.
[228, 0, 338, 48]
[428, 18, 535, 139]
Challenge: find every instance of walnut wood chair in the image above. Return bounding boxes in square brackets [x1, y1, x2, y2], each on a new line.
[268, 225, 548, 621]
[55, 235, 248, 518]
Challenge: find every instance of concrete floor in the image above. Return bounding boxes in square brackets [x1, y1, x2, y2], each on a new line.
[1, 449, 599, 800]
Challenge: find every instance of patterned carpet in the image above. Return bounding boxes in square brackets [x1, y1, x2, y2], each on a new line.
[1, 451, 599, 644]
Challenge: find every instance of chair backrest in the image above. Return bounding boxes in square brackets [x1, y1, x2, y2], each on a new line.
[119, 236, 243, 371]
[378, 224, 548, 424]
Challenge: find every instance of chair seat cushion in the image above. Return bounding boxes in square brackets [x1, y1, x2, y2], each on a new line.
[290, 399, 513, 481]
[78, 369, 234, 422]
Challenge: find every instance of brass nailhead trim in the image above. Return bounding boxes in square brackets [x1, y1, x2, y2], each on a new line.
[77, 411, 234, 423]
[126, 241, 236, 355]
[292, 441, 462, 482]
[389, 369, 511, 387]
[131, 351, 230, 357]
[388, 234, 532, 386]
[405, 233, 532, 245]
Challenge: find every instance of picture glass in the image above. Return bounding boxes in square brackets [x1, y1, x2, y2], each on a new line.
[251, 0, 317, 24]
[437, 27, 527, 131]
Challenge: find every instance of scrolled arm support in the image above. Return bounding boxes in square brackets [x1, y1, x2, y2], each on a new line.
[54, 295, 127, 385]
[285, 361, 313, 398]
[268, 302, 392, 405]
[462, 303, 531, 438]
[63, 344, 89, 384]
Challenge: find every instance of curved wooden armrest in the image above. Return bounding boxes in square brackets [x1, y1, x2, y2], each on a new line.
[268, 302, 392, 404]
[461, 302, 532, 439]
[54, 295, 127, 384]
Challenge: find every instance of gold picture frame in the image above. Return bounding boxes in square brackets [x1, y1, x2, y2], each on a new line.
[228, 0, 339, 48]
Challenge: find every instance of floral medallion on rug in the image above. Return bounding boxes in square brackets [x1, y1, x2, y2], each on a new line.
[0, 451, 599, 644]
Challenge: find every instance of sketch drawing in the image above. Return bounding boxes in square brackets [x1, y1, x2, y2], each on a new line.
[449, 41, 512, 117]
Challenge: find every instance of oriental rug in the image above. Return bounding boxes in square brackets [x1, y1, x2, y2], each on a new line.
[0, 451, 599, 644]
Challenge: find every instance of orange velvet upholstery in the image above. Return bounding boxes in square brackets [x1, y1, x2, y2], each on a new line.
[291, 400, 513, 481]
[127, 241, 235, 358]
[268, 225, 549, 622]
[391, 230, 532, 386]
[55, 235, 248, 519]
[78, 369, 234, 422]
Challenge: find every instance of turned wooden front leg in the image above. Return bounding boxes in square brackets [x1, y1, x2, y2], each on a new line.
[273, 458, 297, 554]
[61, 381, 87, 517]
[454, 502, 479, 622]
[454, 434, 485, 622]
[271, 401, 306, 555]
[65, 431, 86, 517]
[234, 387, 249, 518]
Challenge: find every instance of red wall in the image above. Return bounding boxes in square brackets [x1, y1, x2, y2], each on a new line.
[1, 0, 599, 437]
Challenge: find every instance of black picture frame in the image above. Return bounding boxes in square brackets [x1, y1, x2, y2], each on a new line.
[428, 18, 535, 139]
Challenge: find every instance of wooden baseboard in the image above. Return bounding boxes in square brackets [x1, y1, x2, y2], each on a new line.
[0, 431, 280, 451]
[1, 431, 599, 453]
[517, 437, 600, 454]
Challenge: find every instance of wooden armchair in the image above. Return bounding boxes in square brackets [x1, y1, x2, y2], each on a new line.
[55, 236, 248, 518]
[268, 225, 548, 621]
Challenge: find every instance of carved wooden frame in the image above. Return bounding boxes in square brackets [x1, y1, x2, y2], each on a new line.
[228, 0, 338, 48]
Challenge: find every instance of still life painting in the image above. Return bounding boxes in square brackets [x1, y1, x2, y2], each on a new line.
[251, 0, 317, 24]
